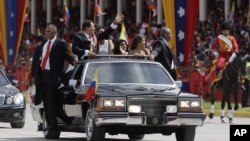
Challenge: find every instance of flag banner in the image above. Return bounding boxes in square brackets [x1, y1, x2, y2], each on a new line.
[95, 0, 106, 16]
[0, 0, 27, 65]
[175, 0, 186, 64]
[0, 0, 26, 65]
[85, 69, 99, 102]
[0, 0, 7, 65]
[183, 0, 199, 66]
[162, 0, 177, 56]
[147, 0, 157, 17]
[6, 0, 17, 64]
[119, 23, 129, 44]
[15, 0, 27, 64]
[162, 0, 199, 66]
[85, 81, 96, 102]
[64, 5, 70, 25]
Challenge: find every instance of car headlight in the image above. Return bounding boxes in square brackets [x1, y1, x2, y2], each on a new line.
[104, 100, 113, 107]
[166, 105, 177, 113]
[6, 97, 13, 105]
[115, 100, 125, 107]
[178, 99, 203, 112]
[191, 101, 201, 108]
[180, 101, 190, 108]
[128, 105, 141, 113]
[96, 98, 126, 111]
[13, 93, 24, 105]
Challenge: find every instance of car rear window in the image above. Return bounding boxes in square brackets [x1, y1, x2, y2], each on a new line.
[84, 62, 174, 85]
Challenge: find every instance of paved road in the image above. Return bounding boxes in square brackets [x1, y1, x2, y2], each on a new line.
[0, 106, 250, 141]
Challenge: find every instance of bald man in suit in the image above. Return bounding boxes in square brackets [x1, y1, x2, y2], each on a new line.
[31, 24, 75, 138]
[150, 27, 177, 80]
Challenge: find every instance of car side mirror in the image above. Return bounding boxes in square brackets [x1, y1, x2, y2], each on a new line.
[12, 79, 18, 87]
[175, 80, 182, 88]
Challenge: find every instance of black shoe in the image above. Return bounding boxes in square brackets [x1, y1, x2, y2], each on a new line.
[37, 124, 43, 131]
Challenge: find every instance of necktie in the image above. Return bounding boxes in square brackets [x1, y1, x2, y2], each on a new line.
[41, 41, 51, 71]
[89, 37, 95, 52]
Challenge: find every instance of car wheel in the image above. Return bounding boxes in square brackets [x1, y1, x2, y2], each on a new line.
[128, 134, 145, 140]
[85, 109, 105, 141]
[42, 113, 60, 139]
[10, 122, 25, 128]
[175, 126, 196, 141]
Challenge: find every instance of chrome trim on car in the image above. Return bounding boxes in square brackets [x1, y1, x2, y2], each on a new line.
[95, 112, 205, 126]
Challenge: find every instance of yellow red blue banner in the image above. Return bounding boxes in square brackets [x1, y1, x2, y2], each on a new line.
[0, 0, 27, 65]
[162, 0, 199, 66]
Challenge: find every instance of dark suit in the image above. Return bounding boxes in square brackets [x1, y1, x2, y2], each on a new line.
[152, 38, 177, 80]
[31, 39, 74, 130]
[72, 26, 114, 59]
[31, 44, 43, 105]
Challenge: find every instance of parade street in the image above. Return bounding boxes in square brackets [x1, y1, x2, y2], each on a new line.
[0, 105, 249, 141]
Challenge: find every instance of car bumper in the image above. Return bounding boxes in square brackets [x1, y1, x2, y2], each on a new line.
[0, 105, 26, 123]
[95, 112, 206, 126]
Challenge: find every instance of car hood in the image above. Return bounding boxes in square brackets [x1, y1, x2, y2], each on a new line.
[0, 84, 19, 95]
[95, 84, 180, 97]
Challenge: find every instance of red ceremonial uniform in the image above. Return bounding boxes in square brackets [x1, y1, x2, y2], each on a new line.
[210, 35, 238, 70]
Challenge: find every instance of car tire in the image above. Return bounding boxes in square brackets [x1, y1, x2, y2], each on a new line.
[10, 122, 25, 128]
[85, 109, 105, 141]
[175, 126, 196, 141]
[42, 113, 61, 139]
[128, 134, 145, 140]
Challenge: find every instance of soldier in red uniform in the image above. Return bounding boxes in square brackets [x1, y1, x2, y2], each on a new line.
[210, 22, 239, 77]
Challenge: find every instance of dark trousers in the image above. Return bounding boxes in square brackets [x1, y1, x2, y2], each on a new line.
[40, 71, 59, 130]
[242, 79, 249, 107]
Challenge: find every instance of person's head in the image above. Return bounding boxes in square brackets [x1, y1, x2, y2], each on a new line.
[119, 40, 128, 52]
[82, 20, 95, 37]
[220, 22, 230, 36]
[97, 27, 106, 42]
[114, 40, 128, 54]
[130, 34, 146, 50]
[160, 27, 172, 42]
[45, 24, 57, 40]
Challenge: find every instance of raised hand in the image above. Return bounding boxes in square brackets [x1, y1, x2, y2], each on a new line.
[113, 14, 124, 24]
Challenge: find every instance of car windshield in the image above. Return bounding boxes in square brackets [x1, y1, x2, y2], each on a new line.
[0, 72, 9, 86]
[84, 62, 174, 85]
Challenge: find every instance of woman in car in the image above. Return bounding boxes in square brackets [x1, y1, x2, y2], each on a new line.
[128, 34, 150, 56]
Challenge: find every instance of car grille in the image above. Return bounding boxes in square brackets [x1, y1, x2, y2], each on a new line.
[0, 95, 5, 105]
[127, 96, 176, 116]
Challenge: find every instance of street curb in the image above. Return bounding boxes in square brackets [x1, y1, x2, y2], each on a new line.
[204, 110, 250, 118]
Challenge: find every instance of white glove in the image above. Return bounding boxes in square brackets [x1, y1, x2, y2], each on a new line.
[229, 53, 237, 63]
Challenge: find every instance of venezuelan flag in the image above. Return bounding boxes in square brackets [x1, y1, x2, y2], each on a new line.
[85, 81, 96, 102]
[162, 0, 199, 66]
[85, 69, 99, 102]
[0, 0, 27, 65]
[64, 5, 70, 25]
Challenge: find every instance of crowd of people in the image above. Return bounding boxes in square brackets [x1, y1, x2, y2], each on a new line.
[0, 1, 250, 100]
[0, 1, 250, 134]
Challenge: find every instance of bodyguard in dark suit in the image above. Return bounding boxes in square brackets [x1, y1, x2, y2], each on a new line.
[72, 14, 124, 59]
[31, 24, 75, 138]
[150, 27, 177, 80]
